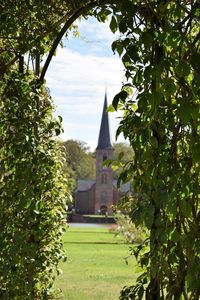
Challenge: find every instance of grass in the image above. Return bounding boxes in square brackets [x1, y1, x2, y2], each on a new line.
[55, 226, 138, 300]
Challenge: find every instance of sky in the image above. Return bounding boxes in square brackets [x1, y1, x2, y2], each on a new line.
[45, 17, 126, 151]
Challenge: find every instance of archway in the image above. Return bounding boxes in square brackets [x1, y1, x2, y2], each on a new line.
[0, 2, 199, 299]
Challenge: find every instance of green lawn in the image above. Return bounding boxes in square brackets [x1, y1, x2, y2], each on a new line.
[55, 226, 138, 300]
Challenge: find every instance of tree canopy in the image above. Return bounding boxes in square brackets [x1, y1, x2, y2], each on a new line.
[63, 139, 96, 181]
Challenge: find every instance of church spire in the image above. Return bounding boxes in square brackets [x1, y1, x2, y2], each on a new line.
[97, 91, 112, 149]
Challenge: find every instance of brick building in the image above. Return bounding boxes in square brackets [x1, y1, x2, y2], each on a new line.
[75, 92, 129, 214]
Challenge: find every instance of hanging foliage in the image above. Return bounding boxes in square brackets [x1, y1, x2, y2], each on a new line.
[98, 1, 199, 299]
[0, 72, 69, 299]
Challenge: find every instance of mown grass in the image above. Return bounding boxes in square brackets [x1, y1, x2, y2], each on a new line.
[55, 226, 138, 300]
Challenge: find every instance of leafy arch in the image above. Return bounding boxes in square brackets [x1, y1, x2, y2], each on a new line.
[0, 1, 199, 299]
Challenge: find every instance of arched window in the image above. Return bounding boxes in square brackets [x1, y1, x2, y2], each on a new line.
[101, 174, 107, 184]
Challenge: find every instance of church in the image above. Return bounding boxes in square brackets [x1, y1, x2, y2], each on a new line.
[75, 92, 130, 214]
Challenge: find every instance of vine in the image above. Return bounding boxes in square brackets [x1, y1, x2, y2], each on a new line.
[0, 72, 69, 299]
[103, 1, 200, 299]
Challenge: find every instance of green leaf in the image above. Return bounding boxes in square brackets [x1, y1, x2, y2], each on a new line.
[111, 161, 120, 171]
[113, 90, 128, 110]
[150, 136, 158, 148]
[121, 0, 136, 14]
[58, 115, 63, 123]
[149, 91, 162, 108]
[177, 99, 197, 124]
[112, 40, 123, 56]
[167, 31, 181, 47]
[180, 199, 192, 217]
[133, 69, 143, 85]
[107, 104, 115, 112]
[119, 18, 127, 33]
[122, 53, 132, 68]
[127, 45, 139, 62]
[192, 142, 200, 163]
[141, 31, 154, 47]
[110, 16, 118, 33]
[55, 128, 61, 136]
[176, 62, 191, 77]
[170, 229, 180, 242]
[162, 78, 176, 97]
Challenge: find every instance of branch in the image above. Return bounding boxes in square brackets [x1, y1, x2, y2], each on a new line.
[39, 6, 88, 82]
[0, 0, 111, 78]
[40, 0, 110, 82]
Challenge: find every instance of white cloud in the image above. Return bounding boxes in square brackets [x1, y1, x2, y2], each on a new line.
[45, 18, 126, 150]
[77, 16, 118, 42]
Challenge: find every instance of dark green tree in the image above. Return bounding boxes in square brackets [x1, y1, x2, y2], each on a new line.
[63, 139, 96, 181]
[113, 142, 134, 161]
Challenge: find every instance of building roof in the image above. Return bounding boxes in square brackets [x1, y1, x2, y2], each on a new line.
[96, 92, 113, 149]
[77, 179, 130, 193]
[77, 179, 95, 191]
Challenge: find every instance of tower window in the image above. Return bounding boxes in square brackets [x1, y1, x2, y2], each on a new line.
[101, 174, 108, 184]
[103, 155, 107, 162]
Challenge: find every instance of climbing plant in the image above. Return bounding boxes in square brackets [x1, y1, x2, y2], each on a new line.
[101, 1, 200, 299]
[0, 72, 69, 299]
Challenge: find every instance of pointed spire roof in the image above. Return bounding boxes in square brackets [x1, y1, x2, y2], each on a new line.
[97, 91, 113, 149]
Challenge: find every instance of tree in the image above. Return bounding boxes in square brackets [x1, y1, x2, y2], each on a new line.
[113, 142, 134, 162]
[63, 139, 96, 181]
[111, 142, 134, 179]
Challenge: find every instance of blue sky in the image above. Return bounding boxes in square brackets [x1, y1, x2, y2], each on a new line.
[45, 17, 125, 150]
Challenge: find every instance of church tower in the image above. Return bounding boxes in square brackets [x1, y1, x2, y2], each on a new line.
[95, 92, 114, 214]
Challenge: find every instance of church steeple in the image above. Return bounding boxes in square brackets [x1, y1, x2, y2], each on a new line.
[97, 92, 112, 149]
[95, 91, 114, 214]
